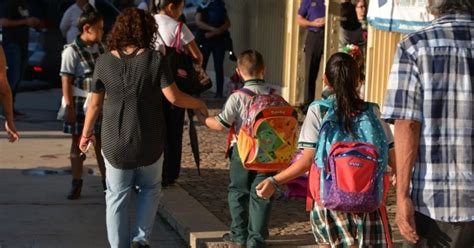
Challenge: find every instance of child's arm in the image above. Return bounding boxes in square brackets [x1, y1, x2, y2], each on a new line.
[256, 148, 315, 199]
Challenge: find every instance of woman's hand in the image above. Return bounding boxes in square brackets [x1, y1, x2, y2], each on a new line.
[79, 134, 96, 153]
[256, 178, 276, 200]
[194, 109, 207, 124]
[195, 100, 209, 118]
[4, 121, 19, 142]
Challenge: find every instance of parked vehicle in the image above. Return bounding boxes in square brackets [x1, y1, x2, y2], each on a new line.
[23, 0, 120, 86]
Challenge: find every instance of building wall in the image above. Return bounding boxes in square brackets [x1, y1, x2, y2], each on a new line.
[224, 0, 287, 88]
[364, 26, 404, 108]
[220, 0, 405, 107]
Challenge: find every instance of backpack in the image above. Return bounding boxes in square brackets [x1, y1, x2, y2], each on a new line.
[307, 98, 390, 213]
[234, 88, 298, 172]
[285, 149, 311, 199]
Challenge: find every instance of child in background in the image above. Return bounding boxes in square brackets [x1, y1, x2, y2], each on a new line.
[59, 4, 106, 199]
[196, 50, 276, 248]
[226, 71, 243, 97]
[256, 53, 396, 247]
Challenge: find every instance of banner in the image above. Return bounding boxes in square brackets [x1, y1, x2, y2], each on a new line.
[367, 0, 434, 33]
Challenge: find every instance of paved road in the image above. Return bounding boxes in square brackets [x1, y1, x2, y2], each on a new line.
[0, 89, 186, 248]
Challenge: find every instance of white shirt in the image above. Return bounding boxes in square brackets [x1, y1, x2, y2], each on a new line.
[153, 14, 195, 54]
[59, 3, 82, 43]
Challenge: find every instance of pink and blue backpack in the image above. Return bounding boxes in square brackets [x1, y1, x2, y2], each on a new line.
[307, 98, 390, 213]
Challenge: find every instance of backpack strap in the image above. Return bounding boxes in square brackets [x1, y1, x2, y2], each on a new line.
[69, 42, 104, 75]
[237, 88, 257, 97]
[170, 22, 184, 53]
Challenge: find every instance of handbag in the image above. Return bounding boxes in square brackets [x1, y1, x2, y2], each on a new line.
[161, 22, 212, 95]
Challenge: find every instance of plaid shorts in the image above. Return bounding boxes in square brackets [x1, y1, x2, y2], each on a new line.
[63, 96, 101, 135]
[310, 203, 392, 247]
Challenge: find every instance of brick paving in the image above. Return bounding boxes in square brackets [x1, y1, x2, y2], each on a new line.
[175, 98, 403, 243]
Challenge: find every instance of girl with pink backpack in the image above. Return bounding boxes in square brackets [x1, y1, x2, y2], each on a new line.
[256, 53, 396, 247]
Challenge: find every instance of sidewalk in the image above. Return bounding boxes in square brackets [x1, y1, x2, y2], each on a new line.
[1, 88, 403, 247]
[154, 91, 404, 247]
[0, 89, 185, 248]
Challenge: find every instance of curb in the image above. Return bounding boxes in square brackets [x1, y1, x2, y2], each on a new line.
[156, 184, 228, 248]
[156, 184, 318, 248]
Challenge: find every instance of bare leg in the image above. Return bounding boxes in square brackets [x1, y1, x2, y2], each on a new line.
[71, 134, 83, 179]
[67, 134, 84, 199]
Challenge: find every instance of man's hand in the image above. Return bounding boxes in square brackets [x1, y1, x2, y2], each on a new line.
[396, 196, 419, 244]
[4, 121, 19, 142]
[204, 31, 218, 39]
[311, 17, 325, 27]
[25, 17, 40, 27]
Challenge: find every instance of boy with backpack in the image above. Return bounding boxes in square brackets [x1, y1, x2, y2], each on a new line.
[196, 49, 298, 248]
[256, 52, 396, 247]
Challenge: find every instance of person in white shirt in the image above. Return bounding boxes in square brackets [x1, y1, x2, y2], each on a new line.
[59, 0, 91, 43]
[150, 0, 204, 187]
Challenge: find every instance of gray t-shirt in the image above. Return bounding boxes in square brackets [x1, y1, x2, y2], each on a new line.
[60, 41, 102, 78]
[93, 49, 173, 169]
[298, 102, 394, 149]
[216, 81, 273, 143]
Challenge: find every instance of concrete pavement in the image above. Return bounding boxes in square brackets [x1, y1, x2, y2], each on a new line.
[0, 89, 185, 248]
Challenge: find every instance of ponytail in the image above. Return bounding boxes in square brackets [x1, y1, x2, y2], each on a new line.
[324, 52, 364, 135]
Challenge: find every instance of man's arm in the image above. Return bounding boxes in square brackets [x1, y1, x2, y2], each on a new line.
[0, 17, 39, 28]
[394, 119, 421, 244]
[0, 46, 19, 142]
[296, 15, 325, 28]
[195, 12, 218, 32]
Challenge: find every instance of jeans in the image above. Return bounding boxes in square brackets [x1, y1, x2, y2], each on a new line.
[104, 154, 163, 248]
[4, 42, 27, 102]
[403, 211, 474, 247]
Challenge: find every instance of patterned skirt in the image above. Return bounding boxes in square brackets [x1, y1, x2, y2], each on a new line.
[310, 203, 392, 247]
[63, 96, 101, 135]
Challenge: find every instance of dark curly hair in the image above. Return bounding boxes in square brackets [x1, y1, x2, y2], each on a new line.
[106, 8, 157, 51]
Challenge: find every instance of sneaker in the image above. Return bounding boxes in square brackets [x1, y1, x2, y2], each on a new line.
[222, 233, 245, 248]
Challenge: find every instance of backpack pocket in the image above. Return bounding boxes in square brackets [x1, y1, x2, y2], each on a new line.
[240, 116, 297, 172]
[322, 142, 381, 213]
[333, 151, 377, 193]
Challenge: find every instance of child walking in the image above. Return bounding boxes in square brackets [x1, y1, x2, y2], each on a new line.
[196, 50, 276, 248]
[256, 52, 396, 248]
[59, 4, 106, 199]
